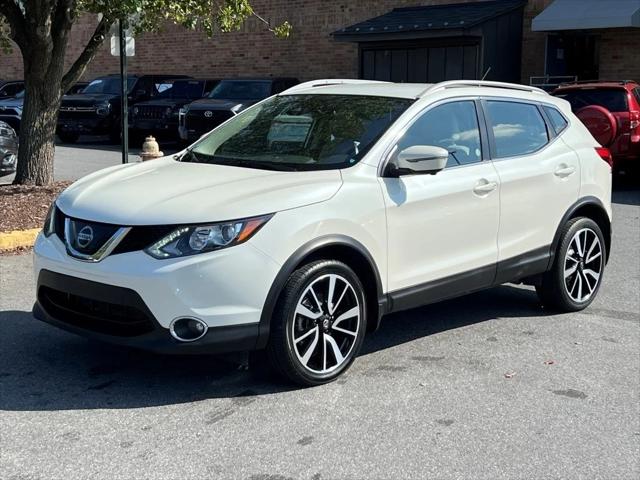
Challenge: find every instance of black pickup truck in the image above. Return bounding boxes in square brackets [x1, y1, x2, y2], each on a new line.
[57, 74, 190, 143]
[129, 78, 219, 141]
[179, 77, 298, 142]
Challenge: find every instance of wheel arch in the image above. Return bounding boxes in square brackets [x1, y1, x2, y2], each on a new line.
[549, 196, 612, 269]
[256, 235, 386, 349]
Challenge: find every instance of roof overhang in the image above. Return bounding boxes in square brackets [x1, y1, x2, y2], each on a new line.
[333, 0, 526, 42]
[532, 0, 640, 31]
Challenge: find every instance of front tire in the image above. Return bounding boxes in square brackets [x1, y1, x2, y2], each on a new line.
[266, 260, 367, 386]
[537, 217, 606, 312]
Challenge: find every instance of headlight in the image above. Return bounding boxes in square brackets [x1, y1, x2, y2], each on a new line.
[96, 103, 111, 116]
[43, 203, 57, 237]
[1, 152, 16, 166]
[144, 214, 273, 259]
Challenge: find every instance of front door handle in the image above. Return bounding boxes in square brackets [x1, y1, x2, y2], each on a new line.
[473, 180, 498, 195]
[554, 165, 576, 178]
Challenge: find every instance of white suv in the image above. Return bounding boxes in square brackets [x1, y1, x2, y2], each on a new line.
[34, 80, 612, 386]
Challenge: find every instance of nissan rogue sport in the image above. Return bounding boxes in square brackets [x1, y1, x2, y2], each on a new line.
[33, 79, 612, 386]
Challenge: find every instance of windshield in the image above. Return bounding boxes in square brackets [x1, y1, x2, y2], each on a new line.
[183, 94, 413, 171]
[208, 80, 272, 100]
[158, 80, 205, 99]
[556, 88, 629, 112]
[83, 77, 136, 95]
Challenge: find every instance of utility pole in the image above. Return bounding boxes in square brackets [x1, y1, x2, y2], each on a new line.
[119, 18, 129, 164]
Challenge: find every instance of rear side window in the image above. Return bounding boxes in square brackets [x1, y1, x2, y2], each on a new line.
[485, 101, 549, 158]
[556, 88, 628, 112]
[543, 106, 569, 135]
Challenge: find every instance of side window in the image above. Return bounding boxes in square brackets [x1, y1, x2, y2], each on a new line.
[485, 101, 549, 158]
[396, 101, 482, 168]
[633, 88, 640, 105]
[543, 106, 569, 135]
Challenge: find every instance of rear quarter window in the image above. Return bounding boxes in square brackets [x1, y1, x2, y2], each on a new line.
[555, 88, 628, 112]
[543, 106, 569, 135]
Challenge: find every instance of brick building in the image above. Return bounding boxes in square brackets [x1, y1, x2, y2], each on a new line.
[1, 0, 638, 86]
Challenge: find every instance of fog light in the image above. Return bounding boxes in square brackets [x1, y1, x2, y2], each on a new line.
[170, 317, 208, 342]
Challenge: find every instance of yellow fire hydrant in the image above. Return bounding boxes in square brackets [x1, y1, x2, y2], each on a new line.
[140, 136, 164, 161]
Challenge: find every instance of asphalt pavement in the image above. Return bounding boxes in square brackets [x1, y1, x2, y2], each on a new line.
[0, 155, 638, 479]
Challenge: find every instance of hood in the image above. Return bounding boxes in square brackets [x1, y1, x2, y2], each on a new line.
[0, 97, 23, 108]
[188, 98, 259, 111]
[57, 157, 342, 225]
[61, 93, 118, 107]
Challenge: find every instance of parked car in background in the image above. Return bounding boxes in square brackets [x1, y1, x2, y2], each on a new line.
[552, 80, 640, 172]
[0, 90, 23, 131]
[130, 78, 220, 142]
[57, 74, 191, 144]
[0, 80, 24, 99]
[33, 79, 612, 386]
[0, 121, 18, 177]
[0, 82, 90, 133]
[179, 77, 298, 142]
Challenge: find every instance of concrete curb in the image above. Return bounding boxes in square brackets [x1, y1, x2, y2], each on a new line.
[0, 228, 41, 251]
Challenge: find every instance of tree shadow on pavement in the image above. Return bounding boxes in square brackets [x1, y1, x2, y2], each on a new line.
[0, 285, 546, 412]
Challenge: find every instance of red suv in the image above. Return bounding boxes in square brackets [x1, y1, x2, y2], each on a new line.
[552, 80, 640, 172]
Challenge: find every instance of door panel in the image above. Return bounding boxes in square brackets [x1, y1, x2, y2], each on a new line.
[483, 100, 581, 261]
[381, 163, 500, 292]
[380, 100, 499, 294]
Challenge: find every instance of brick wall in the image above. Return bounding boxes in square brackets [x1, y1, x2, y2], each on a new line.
[0, 0, 637, 85]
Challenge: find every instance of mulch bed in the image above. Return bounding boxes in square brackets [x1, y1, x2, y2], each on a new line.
[0, 181, 71, 232]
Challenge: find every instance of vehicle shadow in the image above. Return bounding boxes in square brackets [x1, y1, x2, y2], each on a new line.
[0, 285, 545, 412]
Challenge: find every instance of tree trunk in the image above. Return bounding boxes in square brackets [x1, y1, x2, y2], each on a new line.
[12, 74, 64, 185]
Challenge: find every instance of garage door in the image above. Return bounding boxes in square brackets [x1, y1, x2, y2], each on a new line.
[361, 42, 479, 83]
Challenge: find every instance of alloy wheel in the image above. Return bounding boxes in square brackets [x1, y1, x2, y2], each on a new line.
[290, 273, 361, 374]
[563, 227, 603, 303]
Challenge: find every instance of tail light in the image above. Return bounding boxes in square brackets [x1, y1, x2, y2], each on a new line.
[595, 147, 613, 167]
[630, 111, 640, 142]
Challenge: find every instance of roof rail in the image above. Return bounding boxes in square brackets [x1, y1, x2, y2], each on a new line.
[281, 79, 389, 94]
[420, 80, 548, 97]
[558, 79, 637, 87]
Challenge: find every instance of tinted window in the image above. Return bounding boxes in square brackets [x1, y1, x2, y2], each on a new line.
[397, 101, 482, 167]
[485, 101, 548, 158]
[209, 80, 273, 100]
[543, 106, 568, 135]
[555, 88, 628, 112]
[83, 77, 136, 95]
[158, 80, 205, 99]
[187, 94, 412, 171]
[633, 88, 640, 105]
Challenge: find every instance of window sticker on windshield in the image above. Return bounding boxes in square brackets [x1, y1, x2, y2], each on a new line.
[268, 115, 313, 144]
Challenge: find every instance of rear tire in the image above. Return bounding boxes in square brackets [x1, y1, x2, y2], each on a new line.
[266, 260, 367, 386]
[537, 217, 606, 312]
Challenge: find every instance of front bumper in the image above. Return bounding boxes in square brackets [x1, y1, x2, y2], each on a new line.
[33, 232, 282, 354]
[57, 115, 112, 135]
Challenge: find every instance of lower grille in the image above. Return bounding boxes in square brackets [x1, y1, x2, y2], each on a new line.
[38, 285, 154, 337]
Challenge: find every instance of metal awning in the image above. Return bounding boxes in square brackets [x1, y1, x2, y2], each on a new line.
[532, 0, 640, 31]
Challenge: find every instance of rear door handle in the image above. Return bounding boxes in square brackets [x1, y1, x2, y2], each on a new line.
[554, 165, 576, 178]
[473, 180, 498, 195]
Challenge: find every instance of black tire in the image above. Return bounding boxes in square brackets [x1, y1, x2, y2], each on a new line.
[266, 260, 367, 386]
[58, 131, 79, 144]
[537, 217, 606, 312]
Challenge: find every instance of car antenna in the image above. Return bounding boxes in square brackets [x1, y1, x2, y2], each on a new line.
[481, 67, 492, 81]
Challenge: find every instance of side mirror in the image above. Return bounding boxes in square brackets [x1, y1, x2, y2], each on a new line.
[386, 145, 449, 177]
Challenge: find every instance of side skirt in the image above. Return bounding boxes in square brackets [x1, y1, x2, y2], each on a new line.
[386, 246, 551, 314]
